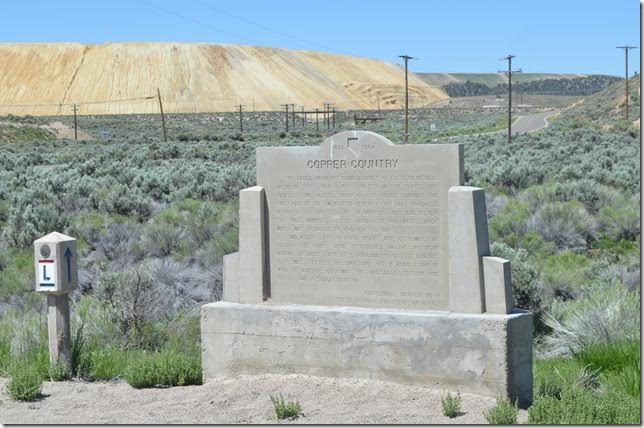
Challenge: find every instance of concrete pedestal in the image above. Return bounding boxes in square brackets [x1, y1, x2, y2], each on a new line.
[201, 302, 533, 407]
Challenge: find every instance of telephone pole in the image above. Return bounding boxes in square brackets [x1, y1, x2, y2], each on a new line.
[499, 55, 522, 144]
[315, 108, 319, 131]
[290, 104, 296, 127]
[237, 104, 245, 133]
[399, 54, 416, 143]
[72, 104, 78, 141]
[617, 46, 638, 121]
[282, 104, 289, 132]
[157, 88, 167, 142]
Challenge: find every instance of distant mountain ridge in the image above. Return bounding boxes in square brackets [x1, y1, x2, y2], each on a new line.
[417, 73, 621, 97]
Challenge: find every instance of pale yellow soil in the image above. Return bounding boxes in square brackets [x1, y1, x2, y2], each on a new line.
[0, 42, 447, 115]
[0, 375, 528, 424]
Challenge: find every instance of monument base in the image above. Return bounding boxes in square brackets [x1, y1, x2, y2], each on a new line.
[201, 302, 533, 407]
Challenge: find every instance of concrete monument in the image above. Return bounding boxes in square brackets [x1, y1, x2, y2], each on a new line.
[202, 131, 532, 406]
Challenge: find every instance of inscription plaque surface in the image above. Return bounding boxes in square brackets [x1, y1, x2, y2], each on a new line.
[256, 131, 463, 310]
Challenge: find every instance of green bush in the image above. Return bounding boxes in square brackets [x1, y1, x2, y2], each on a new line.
[270, 394, 302, 421]
[483, 398, 518, 424]
[574, 340, 639, 374]
[124, 351, 202, 388]
[597, 195, 640, 241]
[490, 242, 543, 314]
[528, 386, 640, 424]
[48, 360, 71, 381]
[7, 366, 43, 401]
[441, 392, 462, 418]
[541, 283, 639, 357]
[541, 251, 591, 300]
[527, 201, 596, 251]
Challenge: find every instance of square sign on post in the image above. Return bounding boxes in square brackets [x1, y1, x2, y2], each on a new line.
[34, 232, 78, 295]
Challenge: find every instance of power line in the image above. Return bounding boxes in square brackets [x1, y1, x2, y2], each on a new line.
[190, 0, 337, 53]
[136, 0, 258, 45]
[0, 96, 155, 108]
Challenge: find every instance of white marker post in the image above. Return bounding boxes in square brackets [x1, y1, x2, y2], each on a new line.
[34, 232, 78, 366]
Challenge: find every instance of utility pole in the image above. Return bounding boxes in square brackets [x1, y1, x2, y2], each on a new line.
[332, 106, 336, 128]
[322, 102, 329, 128]
[237, 104, 245, 133]
[399, 54, 416, 143]
[499, 55, 522, 144]
[157, 88, 167, 142]
[72, 104, 78, 141]
[282, 104, 289, 132]
[290, 104, 296, 127]
[315, 108, 319, 131]
[617, 46, 638, 121]
[301, 105, 305, 127]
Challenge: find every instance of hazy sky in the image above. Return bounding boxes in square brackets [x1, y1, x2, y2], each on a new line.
[1, 0, 639, 75]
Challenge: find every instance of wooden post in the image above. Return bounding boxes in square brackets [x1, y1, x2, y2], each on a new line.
[157, 88, 167, 142]
[47, 295, 71, 364]
[291, 104, 295, 127]
[282, 104, 289, 132]
[238, 104, 244, 133]
[315, 108, 319, 131]
[301, 105, 305, 127]
[73, 104, 78, 141]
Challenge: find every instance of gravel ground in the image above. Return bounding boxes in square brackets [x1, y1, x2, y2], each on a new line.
[0, 375, 528, 424]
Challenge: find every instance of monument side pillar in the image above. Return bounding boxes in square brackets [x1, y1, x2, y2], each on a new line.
[448, 186, 490, 313]
[237, 186, 268, 303]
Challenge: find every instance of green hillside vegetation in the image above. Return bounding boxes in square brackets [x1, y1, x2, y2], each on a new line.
[0, 122, 55, 144]
[0, 75, 639, 422]
[440, 75, 620, 97]
[417, 72, 586, 87]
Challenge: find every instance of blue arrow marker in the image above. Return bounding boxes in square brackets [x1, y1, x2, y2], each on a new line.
[64, 247, 73, 281]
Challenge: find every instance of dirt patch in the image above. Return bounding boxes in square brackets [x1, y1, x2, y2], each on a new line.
[40, 121, 94, 141]
[0, 375, 528, 424]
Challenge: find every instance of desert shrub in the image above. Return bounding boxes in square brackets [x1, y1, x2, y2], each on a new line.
[7, 365, 43, 401]
[527, 201, 596, 251]
[541, 282, 640, 357]
[270, 394, 302, 421]
[490, 242, 543, 314]
[441, 392, 462, 418]
[2, 201, 64, 248]
[488, 200, 530, 245]
[483, 398, 518, 424]
[140, 220, 186, 258]
[95, 270, 165, 346]
[48, 360, 71, 381]
[521, 180, 619, 214]
[148, 258, 212, 310]
[98, 184, 152, 220]
[96, 220, 141, 263]
[541, 251, 591, 300]
[527, 386, 640, 424]
[597, 195, 640, 241]
[124, 351, 202, 388]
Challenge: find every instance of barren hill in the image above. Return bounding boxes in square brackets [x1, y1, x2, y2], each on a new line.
[0, 42, 447, 116]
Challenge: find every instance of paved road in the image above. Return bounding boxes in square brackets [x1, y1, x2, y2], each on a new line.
[511, 110, 559, 134]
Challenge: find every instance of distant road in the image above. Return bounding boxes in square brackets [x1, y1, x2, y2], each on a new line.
[429, 109, 559, 142]
[512, 110, 559, 134]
